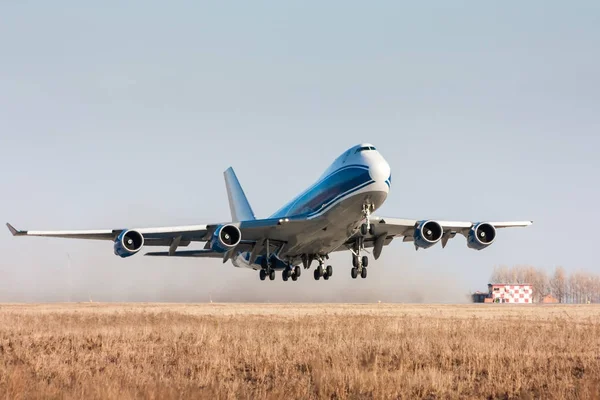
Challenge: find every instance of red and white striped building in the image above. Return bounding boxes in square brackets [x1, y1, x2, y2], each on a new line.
[488, 283, 532, 304]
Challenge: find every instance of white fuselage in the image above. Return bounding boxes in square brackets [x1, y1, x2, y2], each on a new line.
[231, 144, 391, 270]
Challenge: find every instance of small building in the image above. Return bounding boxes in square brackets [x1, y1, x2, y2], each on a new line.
[488, 283, 532, 304]
[471, 283, 534, 303]
[471, 291, 488, 303]
[542, 294, 559, 303]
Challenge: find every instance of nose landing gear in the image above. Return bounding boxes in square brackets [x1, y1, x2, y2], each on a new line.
[360, 203, 376, 237]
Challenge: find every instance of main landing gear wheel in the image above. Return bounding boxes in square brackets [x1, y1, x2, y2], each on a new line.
[360, 223, 369, 236]
[282, 270, 289, 281]
[260, 270, 266, 281]
[294, 265, 301, 278]
[314, 263, 332, 281]
[269, 270, 276, 281]
[350, 255, 369, 279]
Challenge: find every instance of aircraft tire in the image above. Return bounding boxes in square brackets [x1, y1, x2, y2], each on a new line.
[294, 265, 301, 278]
[269, 270, 276, 281]
[323, 273, 329, 280]
[351, 268, 358, 279]
[292, 274, 298, 281]
[361, 268, 368, 279]
[314, 269, 320, 280]
[352, 256, 358, 268]
[362, 256, 369, 268]
[326, 265, 333, 277]
[282, 270, 289, 281]
[260, 270, 266, 281]
[360, 223, 368, 236]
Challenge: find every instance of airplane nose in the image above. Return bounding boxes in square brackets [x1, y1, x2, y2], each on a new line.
[367, 154, 391, 184]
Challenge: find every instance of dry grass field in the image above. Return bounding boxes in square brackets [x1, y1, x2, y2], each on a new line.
[0, 303, 599, 399]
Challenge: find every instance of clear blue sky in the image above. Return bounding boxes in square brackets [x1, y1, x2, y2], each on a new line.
[0, 1, 598, 302]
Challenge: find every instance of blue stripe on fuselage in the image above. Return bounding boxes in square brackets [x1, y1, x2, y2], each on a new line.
[271, 165, 373, 219]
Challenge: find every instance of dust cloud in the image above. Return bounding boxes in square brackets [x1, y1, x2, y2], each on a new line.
[0, 240, 470, 303]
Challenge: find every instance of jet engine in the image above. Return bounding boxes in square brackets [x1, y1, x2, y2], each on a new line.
[114, 229, 144, 258]
[467, 222, 496, 250]
[211, 224, 242, 253]
[414, 220, 443, 249]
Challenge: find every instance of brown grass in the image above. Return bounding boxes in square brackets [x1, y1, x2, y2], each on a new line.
[0, 303, 599, 399]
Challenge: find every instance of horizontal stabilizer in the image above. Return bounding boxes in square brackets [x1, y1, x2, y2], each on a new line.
[145, 249, 223, 258]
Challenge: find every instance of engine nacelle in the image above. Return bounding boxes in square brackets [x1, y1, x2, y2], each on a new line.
[414, 220, 443, 249]
[114, 229, 144, 258]
[211, 224, 242, 253]
[467, 222, 496, 250]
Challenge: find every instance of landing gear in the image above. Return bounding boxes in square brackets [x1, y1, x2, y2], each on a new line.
[281, 264, 302, 282]
[350, 234, 370, 279]
[258, 267, 275, 281]
[351, 263, 368, 279]
[260, 257, 275, 282]
[313, 258, 333, 281]
[360, 223, 368, 236]
[258, 239, 282, 282]
[359, 202, 376, 237]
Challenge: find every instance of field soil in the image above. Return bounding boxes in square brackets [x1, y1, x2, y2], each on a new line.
[0, 303, 599, 399]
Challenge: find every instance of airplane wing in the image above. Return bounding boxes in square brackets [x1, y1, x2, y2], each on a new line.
[369, 217, 532, 237]
[340, 217, 532, 259]
[5, 217, 314, 259]
[6, 222, 210, 247]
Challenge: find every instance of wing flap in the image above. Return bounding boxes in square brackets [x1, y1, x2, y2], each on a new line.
[488, 221, 533, 228]
[145, 249, 223, 258]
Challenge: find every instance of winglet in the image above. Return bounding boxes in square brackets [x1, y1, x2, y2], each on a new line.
[6, 223, 24, 236]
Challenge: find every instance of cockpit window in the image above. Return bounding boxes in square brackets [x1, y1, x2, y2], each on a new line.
[369, 146, 376, 150]
[355, 146, 370, 154]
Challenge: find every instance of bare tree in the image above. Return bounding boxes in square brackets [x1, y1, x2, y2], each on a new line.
[490, 265, 510, 284]
[550, 266, 567, 303]
[537, 268, 550, 301]
[488, 266, 600, 304]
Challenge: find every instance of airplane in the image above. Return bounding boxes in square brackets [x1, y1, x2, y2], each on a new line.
[6, 143, 532, 282]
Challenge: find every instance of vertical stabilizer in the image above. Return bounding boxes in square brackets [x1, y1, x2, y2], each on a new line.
[224, 167, 256, 222]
